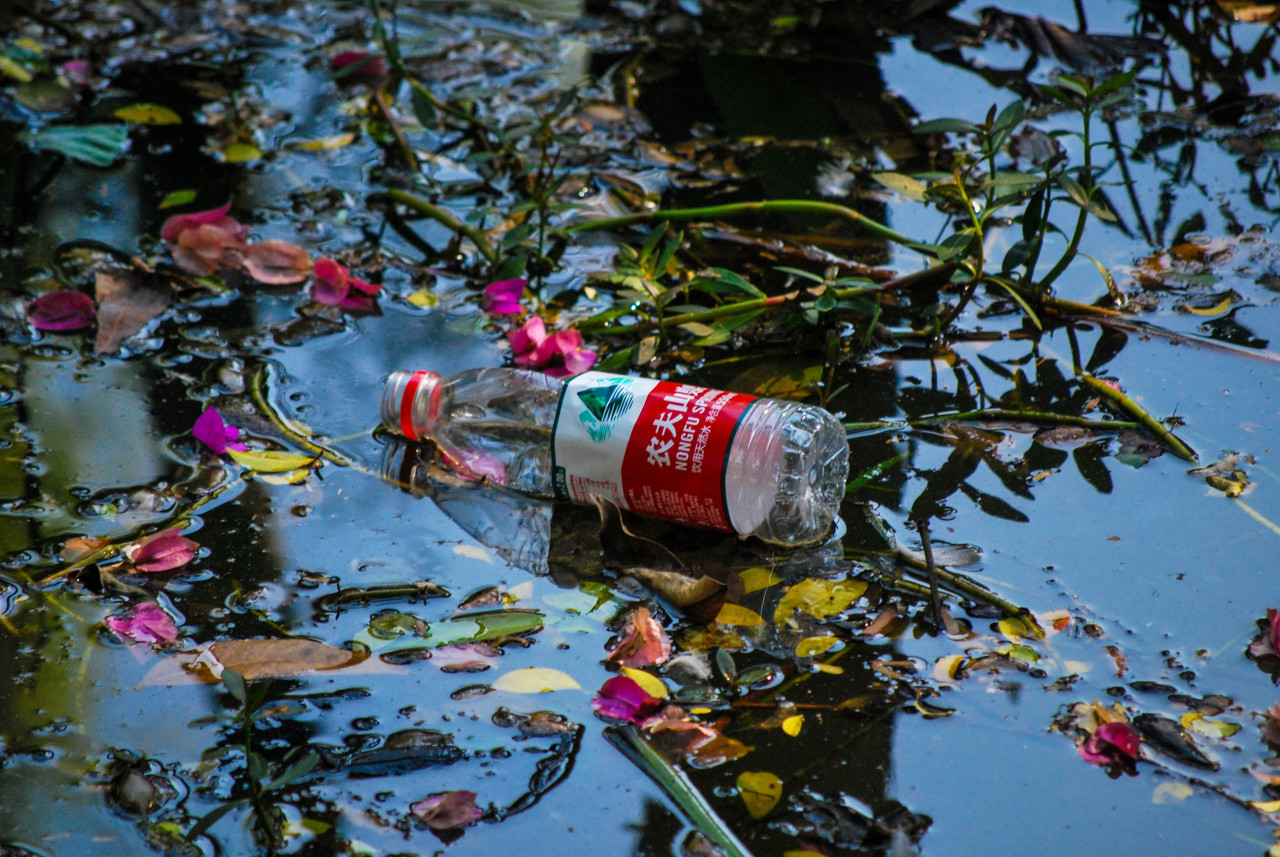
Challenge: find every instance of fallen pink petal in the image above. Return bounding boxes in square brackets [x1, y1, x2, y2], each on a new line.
[482, 278, 526, 314]
[241, 240, 313, 284]
[508, 317, 596, 377]
[125, 528, 199, 573]
[410, 790, 482, 830]
[160, 202, 249, 246]
[104, 602, 180, 645]
[28, 290, 96, 331]
[606, 606, 671, 668]
[330, 50, 388, 83]
[591, 675, 662, 724]
[445, 449, 506, 482]
[311, 256, 381, 310]
[1078, 721, 1140, 765]
[193, 407, 249, 454]
[169, 219, 250, 276]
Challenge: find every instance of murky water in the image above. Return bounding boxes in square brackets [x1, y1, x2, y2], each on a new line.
[2, 0, 1280, 855]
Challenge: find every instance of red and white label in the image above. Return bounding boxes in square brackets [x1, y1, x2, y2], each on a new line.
[551, 372, 758, 532]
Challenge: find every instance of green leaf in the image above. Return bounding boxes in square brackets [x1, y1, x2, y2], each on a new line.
[221, 668, 248, 704]
[23, 123, 130, 167]
[1091, 69, 1138, 99]
[159, 189, 197, 210]
[937, 231, 976, 261]
[992, 100, 1026, 134]
[913, 118, 980, 135]
[872, 172, 927, 202]
[265, 751, 321, 791]
[775, 265, 826, 283]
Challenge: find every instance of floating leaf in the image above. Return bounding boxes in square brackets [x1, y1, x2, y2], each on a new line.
[934, 654, 967, 683]
[491, 667, 580, 693]
[998, 615, 1042, 641]
[23, 123, 130, 167]
[737, 771, 782, 819]
[94, 268, 171, 355]
[715, 603, 765, 627]
[1152, 781, 1194, 804]
[410, 791, 482, 830]
[104, 602, 180, 645]
[114, 103, 181, 125]
[159, 189, 197, 209]
[781, 715, 804, 737]
[241, 240, 311, 284]
[218, 142, 262, 163]
[195, 638, 363, 680]
[795, 635, 838, 658]
[407, 288, 439, 308]
[620, 666, 668, 699]
[1181, 296, 1233, 316]
[288, 133, 356, 151]
[258, 468, 312, 485]
[774, 578, 867, 626]
[1180, 712, 1241, 739]
[739, 567, 782, 595]
[420, 610, 543, 647]
[872, 171, 928, 201]
[229, 449, 317, 473]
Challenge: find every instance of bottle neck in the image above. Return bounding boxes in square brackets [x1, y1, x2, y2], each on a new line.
[382, 370, 441, 440]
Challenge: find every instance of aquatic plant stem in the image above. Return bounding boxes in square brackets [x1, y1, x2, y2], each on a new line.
[605, 725, 754, 857]
[248, 367, 352, 467]
[1076, 372, 1198, 463]
[843, 408, 1140, 433]
[563, 200, 934, 253]
[371, 189, 500, 265]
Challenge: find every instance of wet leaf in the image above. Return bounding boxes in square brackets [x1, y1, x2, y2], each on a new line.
[114, 103, 181, 125]
[739, 567, 782, 594]
[218, 142, 262, 163]
[872, 171, 927, 201]
[620, 666, 668, 699]
[159, 189, 197, 209]
[288, 133, 356, 151]
[1180, 712, 1241, 739]
[94, 268, 171, 355]
[737, 771, 782, 819]
[410, 790, 482, 830]
[195, 638, 364, 680]
[715, 603, 765, 627]
[23, 123, 130, 167]
[420, 609, 544, 647]
[491, 667, 580, 693]
[104, 602, 180, 645]
[774, 578, 867, 626]
[997, 615, 1042, 641]
[782, 715, 804, 737]
[1152, 781, 1194, 804]
[1181, 296, 1232, 316]
[795, 635, 838, 658]
[228, 449, 317, 473]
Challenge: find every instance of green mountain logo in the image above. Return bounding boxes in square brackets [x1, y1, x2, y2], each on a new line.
[576, 383, 635, 443]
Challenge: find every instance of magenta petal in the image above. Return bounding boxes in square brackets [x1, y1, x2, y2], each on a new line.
[161, 202, 248, 246]
[482, 278, 526, 315]
[508, 317, 546, 355]
[592, 675, 660, 723]
[1079, 721, 1140, 765]
[105, 602, 180, 645]
[127, 528, 199, 573]
[194, 407, 237, 454]
[28, 290, 96, 331]
[310, 256, 350, 305]
[410, 790, 482, 830]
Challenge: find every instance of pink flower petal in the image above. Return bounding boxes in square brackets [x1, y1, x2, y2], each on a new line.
[1079, 721, 1140, 765]
[330, 51, 388, 83]
[446, 449, 507, 483]
[105, 602, 179, 645]
[482, 278, 526, 315]
[241, 240, 312, 284]
[606, 606, 671, 668]
[160, 202, 248, 246]
[592, 675, 662, 723]
[172, 222, 248, 276]
[193, 407, 248, 454]
[508, 316, 547, 356]
[126, 528, 199, 573]
[410, 790, 482, 830]
[1249, 607, 1280, 658]
[28, 290, 96, 331]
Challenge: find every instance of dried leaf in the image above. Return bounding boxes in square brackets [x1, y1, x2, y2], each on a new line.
[737, 771, 782, 819]
[195, 638, 363, 680]
[94, 268, 171, 355]
[795, 635, 838, 658]
[739, 567, 782, 594]
[490, 667, 580, 693]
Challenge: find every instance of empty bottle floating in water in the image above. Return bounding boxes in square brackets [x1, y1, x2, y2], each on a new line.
[380, 368, 850, 546]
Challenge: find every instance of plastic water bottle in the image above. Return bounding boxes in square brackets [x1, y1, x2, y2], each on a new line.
[380, 368, 849, 546]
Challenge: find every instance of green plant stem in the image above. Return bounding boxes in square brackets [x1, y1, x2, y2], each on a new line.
[249, 367, 352, 467]
[563, 200, 934, 253]
[885, 552, 1032, 622]
[843, 408, 1140, 434]
[371, 189, 500, 265]
[1076, 372, 1198, 463]
[604, 725, 754, 857]
[1038, 111, 1094, 291]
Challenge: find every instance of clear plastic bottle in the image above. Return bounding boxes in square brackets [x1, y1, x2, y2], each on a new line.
[380, 368, 849, 546]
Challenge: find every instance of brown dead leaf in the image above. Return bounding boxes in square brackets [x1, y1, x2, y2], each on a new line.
[94, 268, 171, 354]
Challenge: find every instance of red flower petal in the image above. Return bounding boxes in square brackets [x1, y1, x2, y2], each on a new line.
[28, 290, 96, 331]
[606, 606, 671, 668]
[592, 675, 662, 723]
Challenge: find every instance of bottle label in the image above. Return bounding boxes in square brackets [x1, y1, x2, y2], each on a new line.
[551, 371, 758, 532]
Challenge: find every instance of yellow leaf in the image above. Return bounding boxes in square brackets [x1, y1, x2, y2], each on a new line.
[998, 615, 1041, 641]
[1180, 711, 1241, 739]
[736, 771, 782, 819]
[716, 603, 765, 627]
[1251, 799, 1280, 814]
[620, 667, 668, 699]
[0, 57, 34, 83]
[814, 663, 843, 675]
[407, 288, 438, 308]
[774, 578, 867, 626]
[739, 566, 782, 594]
[258, 468, 311, 485]
[1182, 296, 1232, 316]
[229, 449, 316, 473]
[490, 667, 580, 693]
[795, 635, 838, 658]
[1152, 781, 1194, 804]
[934, 654, 966, 682]
[115, 103, 182, 125]
[782, 715, 803, 737]
[289, 132, 356, 151]
[219, 142, 263, 163]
